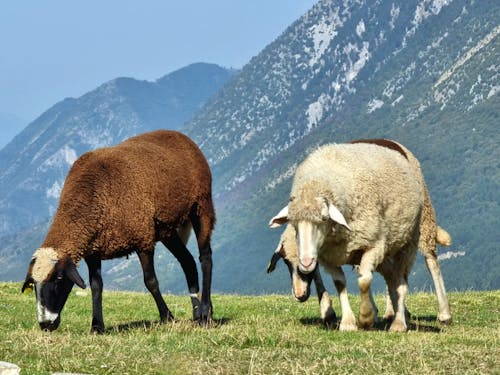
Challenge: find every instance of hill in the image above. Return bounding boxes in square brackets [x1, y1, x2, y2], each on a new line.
[0, 62, 234, 236]
[181, 0, 499, 293]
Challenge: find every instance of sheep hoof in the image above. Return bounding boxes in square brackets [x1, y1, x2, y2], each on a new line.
[339, 318, 358, 332]
[438, 314, 452, 325]
[194, 303, 213, 324]
[322, 307, 337, 325]
[160, 312, 175, 323]
[90, 325, 105, 334]
[358, 313, 376, 330]
[389, 319, 407, 332]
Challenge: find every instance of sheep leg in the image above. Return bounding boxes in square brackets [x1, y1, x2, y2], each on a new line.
[386, 242, 417, 332]
[379, 266, 410, 322]
[326, 266, 357, 331]
[388, 273, 409, 332]
[424, 254, 452, 324]
[381, 270, 402, 326]
[357, 247, 384, 329]
[312, 267, 336, 324]
[378, 264, 396, 321]
[190, 212, 213, 323]
[383, 286, 396, 321]
[86, 256, 105, 334]
[369, 289, 380, 324]
[137, 250, 174, 323]
[383, 276, 411, 321]
[162, 233, 201, 321]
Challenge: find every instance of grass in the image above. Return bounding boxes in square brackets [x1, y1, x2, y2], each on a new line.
[0, 282, 498, 375]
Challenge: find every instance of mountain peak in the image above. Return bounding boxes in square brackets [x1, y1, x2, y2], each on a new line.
[0, 63, 234, 236]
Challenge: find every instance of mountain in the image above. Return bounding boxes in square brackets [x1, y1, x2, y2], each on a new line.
[0, 112, 26, 149]
[1, 0, 498, 295]
[0, 63, 235, 236]
[180, 0, 499, 293]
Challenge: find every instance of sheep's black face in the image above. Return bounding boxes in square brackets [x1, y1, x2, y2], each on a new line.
[35, 273, 75, 331]
[22, 251, 86, 332]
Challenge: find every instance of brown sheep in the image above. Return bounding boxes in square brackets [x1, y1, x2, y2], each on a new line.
[21, 130, 215, 333]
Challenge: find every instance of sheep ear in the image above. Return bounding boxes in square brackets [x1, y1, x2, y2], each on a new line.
[63, 259, 86, 289]
[267, 251, 283, 273]
[328, 204, 352, 231]
[269, 206, 289, 228]
[267, 243, 284, 273]
[21, 258, 36, 294]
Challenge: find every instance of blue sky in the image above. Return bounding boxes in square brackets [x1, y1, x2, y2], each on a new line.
[0, 1, 317, 148]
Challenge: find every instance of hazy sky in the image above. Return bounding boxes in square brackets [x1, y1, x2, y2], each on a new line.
[0, 0, 317, 148]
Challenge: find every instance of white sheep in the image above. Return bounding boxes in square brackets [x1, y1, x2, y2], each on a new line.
[268, 139, 452, 326]
[269, 142, 424, 332]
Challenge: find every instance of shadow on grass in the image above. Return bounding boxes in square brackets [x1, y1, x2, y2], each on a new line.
[299, 315, 443, 333]
[299, 317, 338, 331]
[106, 317, 231, 333]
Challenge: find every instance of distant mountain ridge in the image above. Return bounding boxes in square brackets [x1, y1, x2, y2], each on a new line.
[0, 63, 234, 235]
[184, 0, 499, 195]
[0, 112, 26, 149]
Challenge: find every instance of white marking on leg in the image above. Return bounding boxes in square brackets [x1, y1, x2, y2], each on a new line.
[330, 267, 357, 331]
[190, 293, 200, 300]
[320, 291, 332, 319]
[390, 278, 408, 332]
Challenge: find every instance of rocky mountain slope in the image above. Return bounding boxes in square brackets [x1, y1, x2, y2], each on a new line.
[0, 113, 26, 149]
[181, 0, 499, 293]
[0, 63, 234, 236]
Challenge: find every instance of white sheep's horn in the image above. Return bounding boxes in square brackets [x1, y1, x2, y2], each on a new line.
[269, 206, 289, 228]
[328, 204, 352, 231]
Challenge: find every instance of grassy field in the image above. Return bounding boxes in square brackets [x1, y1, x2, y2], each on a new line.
[0, 282, 498, 375]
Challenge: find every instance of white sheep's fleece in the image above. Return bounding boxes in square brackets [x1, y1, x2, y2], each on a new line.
[287, 142, 423, 256]
[32, 247, 59, 282]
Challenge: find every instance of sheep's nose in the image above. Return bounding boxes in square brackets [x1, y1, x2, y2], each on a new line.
[294, 292, 309, 302]
[299, 258, 316, 273]
[39, 316, 60, 331]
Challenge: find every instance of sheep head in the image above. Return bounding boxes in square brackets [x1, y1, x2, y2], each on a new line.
[267, 225, 312, 302]
[21, 247, 86, 331]
[269, 196, 351, 274]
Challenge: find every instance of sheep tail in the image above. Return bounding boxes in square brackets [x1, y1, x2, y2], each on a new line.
[436, 226, 452, 247]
